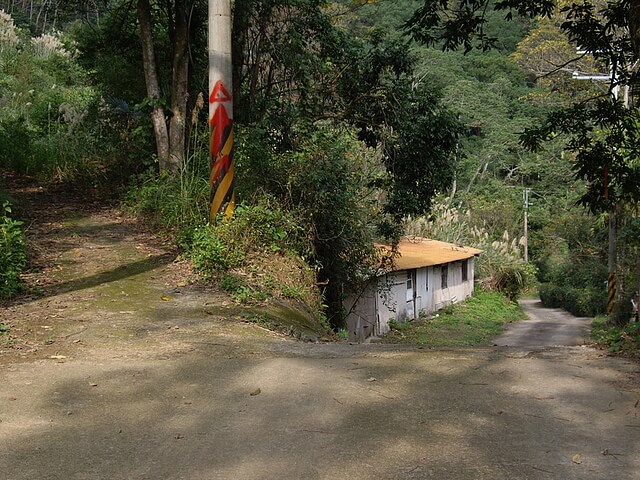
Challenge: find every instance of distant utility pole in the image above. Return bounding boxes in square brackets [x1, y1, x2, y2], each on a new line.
[208, 0, 235, 221]
[523, 188, 531, 262]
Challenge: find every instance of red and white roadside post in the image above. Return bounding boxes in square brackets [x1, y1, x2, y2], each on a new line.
[208, 0, 235, 220]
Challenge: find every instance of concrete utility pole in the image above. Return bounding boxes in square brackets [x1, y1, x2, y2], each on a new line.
[208, 0, 235, 220]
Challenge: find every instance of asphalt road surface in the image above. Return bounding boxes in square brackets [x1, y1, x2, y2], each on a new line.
[1, 301, 638, 480]
[493, 299, 593, 348]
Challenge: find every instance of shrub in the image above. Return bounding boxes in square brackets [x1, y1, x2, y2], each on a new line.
[0, 201, 27, 299]
[490, 261, 537, 300]
[539, 282, 605, 317]
[235, 125, 385, 327]
[538, 282, 565, 308]
[218, 273, 270, 304]
[572, 286, 607, 317]
[0, 11, 114, 184]
[188, 201, 310, 277]
[0, 119, 33, 171]
[190, 226, 244, 275]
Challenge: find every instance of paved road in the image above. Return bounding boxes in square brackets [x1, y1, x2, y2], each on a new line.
[2, 328, 639, 478]
[494, 299, 593, 348]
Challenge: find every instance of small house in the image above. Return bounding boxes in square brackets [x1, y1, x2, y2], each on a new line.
[344, 237, 482, 342]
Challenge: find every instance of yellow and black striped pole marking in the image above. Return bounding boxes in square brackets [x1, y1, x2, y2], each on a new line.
[607, 272, 617, 314]
[209, 80, 235, 220]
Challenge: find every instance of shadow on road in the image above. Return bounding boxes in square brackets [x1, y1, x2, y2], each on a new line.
[1, 346, 638, 480]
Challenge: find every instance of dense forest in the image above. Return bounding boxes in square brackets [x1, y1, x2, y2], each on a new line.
[1, 0, 638, 342]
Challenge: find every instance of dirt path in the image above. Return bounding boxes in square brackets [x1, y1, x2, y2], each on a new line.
[1, 183, 639, 479]
[0, 177, 300, 365]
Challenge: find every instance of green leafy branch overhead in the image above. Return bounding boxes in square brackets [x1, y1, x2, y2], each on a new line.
[406, 0, 640, 212]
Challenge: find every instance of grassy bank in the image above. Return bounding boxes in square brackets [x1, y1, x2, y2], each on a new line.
[383, 289, 526, 347]
[591, 318, 640, 357]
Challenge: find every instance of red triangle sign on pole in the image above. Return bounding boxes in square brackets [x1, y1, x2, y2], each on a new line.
[210, 80, 232, 103]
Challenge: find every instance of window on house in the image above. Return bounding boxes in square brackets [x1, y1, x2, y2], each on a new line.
[462, 260, 468, 282]
[441, 265, 448, 289]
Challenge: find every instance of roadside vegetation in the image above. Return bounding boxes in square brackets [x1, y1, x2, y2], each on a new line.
[384, 289, 526, 347]
[0, 200, 27, 300]
[592, 317, 640, 357]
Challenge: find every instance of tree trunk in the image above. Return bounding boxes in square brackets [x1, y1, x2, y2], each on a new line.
[137, 0, 171, 172]
[629, 0, 640, 60]
[167, 0, 190, 172]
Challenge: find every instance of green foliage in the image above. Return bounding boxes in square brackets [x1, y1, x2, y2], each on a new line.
[523, 99, 640, 212]
[331, 34, 462, 223]
[539, 283, 606, 317]
[534, 210, 608, 317]
[386, 289, 526, 346]
[190, 227, 243, 274]
[388, 318, 412, 332]
[492, 262, 538, 300]
[230, 285, 270, 305]
[0, 12, 130, 186]
[233, 0, 357, 128]
[592, 318, 640, 355]
[72, 14, 147, 103]
[0, 201, 27, 299]
[406, 0, 640, 212]
[219, 274, 270, 304]
[188, 202, 305, 276]
[218, 273, 244, 293]
[236, 124, 385, 326]
[0, 321, 13, 346]
[287, 128, 381, 286]
[537, 282, 564, 307]
[384, 84, 461, 218]
[187, 200, 323, 313]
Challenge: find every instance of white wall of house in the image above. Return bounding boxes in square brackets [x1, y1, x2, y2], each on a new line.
[433, 258, 475, 310]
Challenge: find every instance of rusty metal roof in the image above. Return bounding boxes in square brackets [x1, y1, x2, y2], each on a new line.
[377, 237, 483, 272]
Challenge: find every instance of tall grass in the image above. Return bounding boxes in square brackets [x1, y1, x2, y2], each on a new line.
[406, 200, 536, 298]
